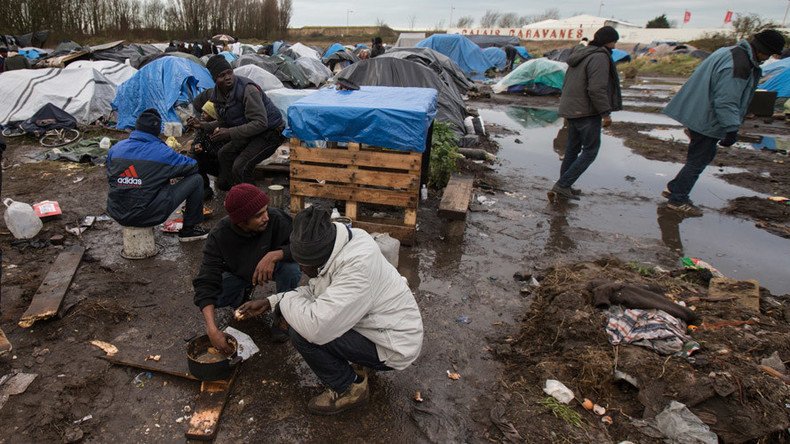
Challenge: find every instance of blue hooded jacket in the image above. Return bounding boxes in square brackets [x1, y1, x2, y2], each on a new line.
[663, 40, 761, 139]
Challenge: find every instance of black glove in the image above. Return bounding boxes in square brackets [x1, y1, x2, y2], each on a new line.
[719, 131, 738, 147]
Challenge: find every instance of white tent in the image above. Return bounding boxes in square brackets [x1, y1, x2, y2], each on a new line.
[0, 68, 115, 125]
[288, 43, 321, 60]
[295, 57, 332, 87]
[65, 60, 137, 86]
[395, 33, 426, 47]
[266, 88, 319, 120]
[233, 64, 284, 91]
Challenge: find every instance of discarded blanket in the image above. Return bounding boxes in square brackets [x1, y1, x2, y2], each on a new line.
[41, 137, 115, 164]
[605, 306, 695, 355]
[588, 279, 699, 324]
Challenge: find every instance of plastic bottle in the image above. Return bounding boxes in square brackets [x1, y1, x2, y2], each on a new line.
[99, 137, 111, 150]
[330, 208, 341, 220]
[420, 184, 428, 201]
[3, 198, 43, 239]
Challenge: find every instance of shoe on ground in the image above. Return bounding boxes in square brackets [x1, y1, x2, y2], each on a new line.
[308, 371, 369, 415]
[661, 189, 671, 199]
[179, 225, 209, 242]
[550, 184, 580, 201]
[666, 201, 703, 217]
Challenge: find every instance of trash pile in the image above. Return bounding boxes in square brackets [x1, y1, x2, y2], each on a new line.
[495, 258, 790, 442]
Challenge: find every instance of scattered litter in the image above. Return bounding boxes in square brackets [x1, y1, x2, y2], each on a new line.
[224, 326, 259, 361]
[593, 404, 606, 416]
[73, 414, 92, 424]
[602, 416, 613, 425]
[144, 355, 161, 362]
[582, 399, 594, 410]
[176, 416, 185, 423]
[183, 405, 192, 413]
[95, 215, 112, 222]
[455, 315, 471, 324]
[447, 370, 461, 380]
[161, 218, 183, 233]
[413, 391, 424, 402]
[165, 136, 182, 150]
[132, 372, 153, 388]
[605, 306, 694, 355]
[543, 379, 574, 404]
[32, 200, 62, 218]
[81, 216, 96, 227]
[768, 196, 789, 204]
[613, 369, 639, 388]
[680, 257, 724, 278]
[654, 401, 718, 444]
[72, 176, 85, 183]
[0, 372, 38, 410]
[238, 399, 245, 406]
[529, 276, 540, 288]
[65, 226, 88, 236]
[90, 340, 118, 356]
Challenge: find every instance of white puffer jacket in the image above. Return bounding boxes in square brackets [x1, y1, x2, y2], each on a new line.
[268, 223, 423, 370]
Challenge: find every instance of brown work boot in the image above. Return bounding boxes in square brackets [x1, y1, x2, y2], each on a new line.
[307, 372, 369, 415]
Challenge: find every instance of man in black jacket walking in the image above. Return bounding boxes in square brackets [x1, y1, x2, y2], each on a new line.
[549, 26, 622, 202]
[193, 184, 301, 354]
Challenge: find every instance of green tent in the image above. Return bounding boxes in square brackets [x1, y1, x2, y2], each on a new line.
[492, 58, 567, 94]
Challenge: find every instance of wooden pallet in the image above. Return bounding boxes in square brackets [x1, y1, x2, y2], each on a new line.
[289, 138, 422, 245]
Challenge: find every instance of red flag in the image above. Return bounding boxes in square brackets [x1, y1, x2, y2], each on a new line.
[683, 10, 691, 24]
[724, 10, 733, 24]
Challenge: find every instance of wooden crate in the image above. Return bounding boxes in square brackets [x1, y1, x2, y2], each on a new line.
[289, 138, 422, 245]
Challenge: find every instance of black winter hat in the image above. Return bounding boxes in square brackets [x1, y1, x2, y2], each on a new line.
[206, 54, 233, 80]
[290, 206, 337, 267]
[591, 26, 619, 46]
[752, 29, 785, 56]
[135, 108, 161, 136]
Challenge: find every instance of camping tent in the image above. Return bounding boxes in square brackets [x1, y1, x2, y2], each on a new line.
[466, 35, 520, 49]
[235, 54, 279, 72]
[112, 57, 214, 129]
[415, 34, 493, 79]
[139, 51, 205, 68]
[233, 65, 283, 91]
[395, 33, 426, 47]
[286, 43, 321, 60]
[0, 67, 115, 125]
[91, 43, 161, 68]
[336, 57, 466, 133]
[482, 47, 507, 70]
[492, 59, 567, 94]
[544, 47, 574, 63]
[759, 57, 790, 97]
[234, 54, 310, 88]
[611, 48, 631, 63]
[380, 47, 473, 94]
[295, 57, 332, 87]
[66, 60, 137, 86]
[266, 88, 320, 121]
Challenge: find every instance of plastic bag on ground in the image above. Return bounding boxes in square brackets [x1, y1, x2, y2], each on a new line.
[655, 401, 718, 444]
[543, 379, 574, 404]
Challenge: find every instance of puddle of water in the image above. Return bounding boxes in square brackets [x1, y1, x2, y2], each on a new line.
[615, 110, 681, 126]
[624, 100, 668, 108]
[622, 90, 672, 100]
[629, 84, 680, 92]
[478, 105, 790, 294]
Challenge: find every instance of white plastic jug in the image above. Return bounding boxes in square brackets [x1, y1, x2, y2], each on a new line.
[99, 137, 112, 150]
[3, 198, 43, 239]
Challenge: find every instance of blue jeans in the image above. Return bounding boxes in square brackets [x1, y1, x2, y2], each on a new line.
[667, 130, 718, 204]
[556, 115, 602, 188]
[216, 261, 302, 308]
[145, 174, 204, 227]
[290, 328, 392, 393]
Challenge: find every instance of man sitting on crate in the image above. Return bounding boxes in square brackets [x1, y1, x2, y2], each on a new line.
[192, 183, 301, 353]
[106, 109, 209, 242]
[187, 55, 284, 192]
[236, 206, 424, 415]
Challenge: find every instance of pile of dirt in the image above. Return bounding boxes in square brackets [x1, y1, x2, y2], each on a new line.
[725, 196, 790, 239]
[492, 259, 790, 443]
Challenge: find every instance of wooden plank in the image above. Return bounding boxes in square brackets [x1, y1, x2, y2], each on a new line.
[291, 163, 419, 190]
[345, 143, 360, 220]
[18, 246, 85, 328]
[438, 176, 475, 221]
[708, 278, 760, 313]
[291, 182, 417, 208]
[185, 368, 239, 441]
[354, 217, 416, 246]
[0, 327, 11, 356]
[404, 209, 417, 226]
[100, 353, 199, 381]
[291, 146, 421, 171]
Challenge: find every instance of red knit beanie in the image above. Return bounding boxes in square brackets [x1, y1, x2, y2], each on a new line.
[224, 184, 270, 225]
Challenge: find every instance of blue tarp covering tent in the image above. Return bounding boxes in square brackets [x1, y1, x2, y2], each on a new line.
[416, 34, 493, 79]
[18, 48, 43, 59]
[112, 57, 214, 130]
[218, 51, 237, 62]
[285, 86, 438, 152]
[482, 47, 507, 70]
[515, 46, 530, 60]
[323, 43, 345, 58]
[612, 48, 631, 63]
[272, 40, 286, 55]
[759, 57, 790, 97]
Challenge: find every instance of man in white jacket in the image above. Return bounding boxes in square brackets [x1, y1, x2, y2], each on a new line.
[238, 206, 423, 415]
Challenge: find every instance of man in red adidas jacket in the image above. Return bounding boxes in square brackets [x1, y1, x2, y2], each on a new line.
[106, 109, 208, 242]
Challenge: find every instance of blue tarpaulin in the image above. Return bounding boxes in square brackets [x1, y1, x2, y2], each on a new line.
[112, 57, 214, 130]
[612, 48, 631, 63]
[759, 58, 790, 97]
[18, 48, 42, 59]
[218, 51, 238, 62]
[416, 34, 493, 79]
[285, 86, 438, 152]
[323, 43, 346, 58]
[515, 46, 530, 60]
[482, 47, 507, 70]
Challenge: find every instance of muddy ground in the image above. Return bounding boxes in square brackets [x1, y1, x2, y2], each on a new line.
[1, 76, 789, 443]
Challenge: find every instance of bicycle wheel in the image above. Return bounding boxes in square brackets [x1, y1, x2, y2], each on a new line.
[1, 127, 26, 138]
[39, 128, 81, 148]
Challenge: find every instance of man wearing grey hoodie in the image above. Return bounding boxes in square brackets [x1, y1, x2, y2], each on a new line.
[549, 26, 622, 201]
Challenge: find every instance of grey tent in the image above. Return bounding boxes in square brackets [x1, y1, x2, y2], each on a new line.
[544, 47, 575, 63]
[15, 30, 50, 48]
[381, 47, 474, 94]
[395, 33, 426, 47]
[235, 54, 279, 72]
[295, 57, 332, 87]
[138, 51, 204, 68]
[336, 57, 466, 134]
[53, 40, 82, 55]
[92, 43, 161, 68]
[234, 54, 311, 88]
[466, 35, 520, 48]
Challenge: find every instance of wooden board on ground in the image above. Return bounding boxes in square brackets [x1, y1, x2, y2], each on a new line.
[18, 246, 85, 328]
[709, 277, 760, 313]
[101, 352, 199, 381]
[185, 368, 239, 441]
[438, 176, 474, 221]
[0, 327, 11, 356]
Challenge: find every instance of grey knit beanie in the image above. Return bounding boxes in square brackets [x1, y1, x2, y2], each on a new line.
[290, 206, 337, 267]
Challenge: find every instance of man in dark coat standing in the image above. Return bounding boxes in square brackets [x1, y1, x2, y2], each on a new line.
[549, 26, 622, 201]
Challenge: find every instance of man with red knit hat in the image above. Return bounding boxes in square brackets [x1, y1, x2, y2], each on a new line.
[192, 183, 301, 352]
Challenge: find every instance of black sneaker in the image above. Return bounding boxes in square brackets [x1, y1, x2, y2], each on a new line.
[666, 201, 703, 217]
[179, 225, 209, 242]
[548, 184, 580, 201]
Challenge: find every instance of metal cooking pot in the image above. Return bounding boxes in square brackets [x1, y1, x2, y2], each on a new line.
[187, 334, 240, 381]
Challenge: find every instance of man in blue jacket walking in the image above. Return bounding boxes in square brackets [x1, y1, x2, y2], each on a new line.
[662, 29, 784, 216]
[106, 109, 208, 242]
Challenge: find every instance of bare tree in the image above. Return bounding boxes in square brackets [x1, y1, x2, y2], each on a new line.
[433, 19, 446, 32]
[278, 0, 292, 33]
[455, 16, 474, 28]
[408, 14, 417, 30]
[480, 9, 501, 28]
[498, 12, 519, 28]
[732, 13, 778, 39]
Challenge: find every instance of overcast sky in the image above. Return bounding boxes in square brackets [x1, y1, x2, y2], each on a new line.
[291, 1, 790, 29]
